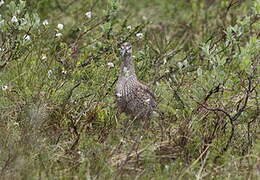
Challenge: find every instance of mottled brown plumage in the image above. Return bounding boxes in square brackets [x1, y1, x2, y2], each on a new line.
[115, 42, 156, 121]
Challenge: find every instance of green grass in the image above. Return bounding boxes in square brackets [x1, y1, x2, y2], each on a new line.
[0, 0, 259, 179]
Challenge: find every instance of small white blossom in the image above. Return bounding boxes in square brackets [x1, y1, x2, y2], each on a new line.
[42, 19, 49, 26]
[13, 122, 19, 126]
[107, 62, 114, 68]
[11, 16, 18, 23]
[41, 54, 47, 60]
[163, 57, 167, 65]
[136, 33, 144, 39]
[55, 32, 62, 37]
[2, 85, 8, 91]
[77, 151, 83, 156]
[85, 11, 92, 19]
[183, 59, 188, 67]
[57, 23, 64, 30]
[0, 0, 4, 6]
[23, 34, 30, 41]
[126, 25, 131, 30]
[120, 138, 126, 143]
[177, 62, 183, 69]
[61, 70, 67, 74]
[48, 70, 52, 78]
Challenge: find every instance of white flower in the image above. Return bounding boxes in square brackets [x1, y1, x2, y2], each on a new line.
[163, 57, 167, 65]
[41, 54, 47, 60]
[183, 59, 188, 67]
[57, 23, 64, 30]
[120, 138, 126, 143]
[13, 122, 19, 126]
[61, 70, 67, 74]
[55, 32, 62, 37]
[126, 25, 131, 30]
[23, 34, 30, 41]
[85, 11, 92, 19]
[48, 70, 52, 78]
[136, 33, 144, 39]
[42, 19, 49, 26]
[107, 62, 114, 68]
[2, 85, 8, 91]
[177, 62, 183, 69]
[11, 16, 18, 23]
[0, 0, 4, 6]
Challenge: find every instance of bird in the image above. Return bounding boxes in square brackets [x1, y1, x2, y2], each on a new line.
[115, 42, 156, 125]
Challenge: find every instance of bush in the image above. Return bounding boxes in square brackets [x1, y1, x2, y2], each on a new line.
[0, 0, 259, 179]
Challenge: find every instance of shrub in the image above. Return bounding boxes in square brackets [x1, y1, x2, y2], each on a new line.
[0, 0, 259, 179]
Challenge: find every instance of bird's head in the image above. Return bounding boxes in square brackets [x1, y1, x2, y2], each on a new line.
[120, 42, 132, 57]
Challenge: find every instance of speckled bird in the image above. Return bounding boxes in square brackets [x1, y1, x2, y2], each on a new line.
[115, 42, 156, 122]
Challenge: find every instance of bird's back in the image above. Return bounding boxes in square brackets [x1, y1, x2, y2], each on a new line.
[116, 75, 156, 119]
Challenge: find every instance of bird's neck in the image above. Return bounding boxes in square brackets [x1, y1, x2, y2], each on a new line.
[120, 55, 137, 78]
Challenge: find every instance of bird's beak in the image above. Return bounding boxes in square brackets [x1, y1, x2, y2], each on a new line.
[120, 48, 126, 57]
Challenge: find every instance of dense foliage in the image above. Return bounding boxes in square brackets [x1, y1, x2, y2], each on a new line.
[0, 0, 259, 179]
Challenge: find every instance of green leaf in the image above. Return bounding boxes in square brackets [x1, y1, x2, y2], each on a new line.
[240, 56, 250, 70]
[197, 67, 202, 76]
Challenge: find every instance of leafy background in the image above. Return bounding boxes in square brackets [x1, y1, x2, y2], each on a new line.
[0, 0, 259, 179]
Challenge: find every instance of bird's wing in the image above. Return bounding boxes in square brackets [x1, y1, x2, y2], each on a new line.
[131, 82, 157, 109]
[137, 82, 156, 101]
